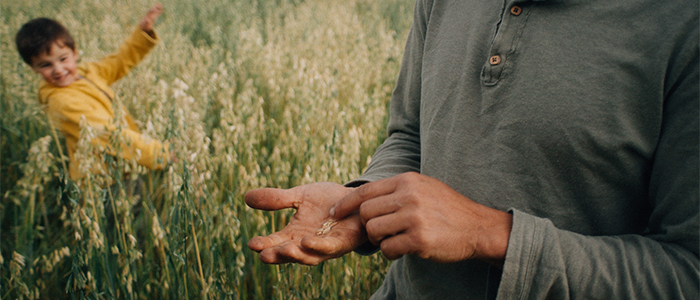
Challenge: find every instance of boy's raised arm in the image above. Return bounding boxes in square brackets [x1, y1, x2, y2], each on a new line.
[90, 4, 163, 86]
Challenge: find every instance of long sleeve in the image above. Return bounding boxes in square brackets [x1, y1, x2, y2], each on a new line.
[498, 26, 699, 298]
[90, 28, 159, 86]
[355, 0, 432, 183]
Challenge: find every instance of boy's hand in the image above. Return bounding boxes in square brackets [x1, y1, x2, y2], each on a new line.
[139, 4, 163, 35]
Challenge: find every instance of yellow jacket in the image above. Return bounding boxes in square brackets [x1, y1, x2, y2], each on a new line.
[38, 28, 169, 180]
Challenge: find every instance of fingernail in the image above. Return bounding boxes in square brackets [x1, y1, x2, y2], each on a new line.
[329, 207, 336, 217]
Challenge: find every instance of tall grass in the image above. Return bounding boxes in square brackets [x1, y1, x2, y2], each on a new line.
[0, 0, 414, 298]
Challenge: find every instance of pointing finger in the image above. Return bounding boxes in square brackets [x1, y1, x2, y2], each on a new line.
[330, 177, 397, 220]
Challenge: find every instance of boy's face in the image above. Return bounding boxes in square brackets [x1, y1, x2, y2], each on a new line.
[30, 42, 79, 87]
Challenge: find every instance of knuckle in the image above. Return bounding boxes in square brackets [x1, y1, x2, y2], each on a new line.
[355, 183, 374, 199]
[404, 209, 423, 225]
[411, 231, 429, 249]
[396, 172, 415, 183]
[403, 193, 420, 206]
[402, 171, 420, 181]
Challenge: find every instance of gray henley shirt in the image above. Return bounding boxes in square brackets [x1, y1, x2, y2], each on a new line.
[355, 0, 699, 298]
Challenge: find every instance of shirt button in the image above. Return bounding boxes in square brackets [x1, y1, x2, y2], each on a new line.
[489, 55, 502, 65]
[510, 5, 522, 16]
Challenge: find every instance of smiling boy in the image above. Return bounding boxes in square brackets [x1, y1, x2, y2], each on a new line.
[26, 24, 79, 88]
[15, 4, 172, 180]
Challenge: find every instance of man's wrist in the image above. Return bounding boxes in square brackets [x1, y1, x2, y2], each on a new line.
[477, 209, 513, 269]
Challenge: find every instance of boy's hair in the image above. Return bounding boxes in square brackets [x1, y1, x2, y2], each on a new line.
[15, 18, 76, 65]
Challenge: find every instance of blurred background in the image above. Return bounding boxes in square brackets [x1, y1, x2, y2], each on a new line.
[0, 0, 414, 298]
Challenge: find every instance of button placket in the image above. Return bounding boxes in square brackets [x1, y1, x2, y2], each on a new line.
[481, 2, 531, 86]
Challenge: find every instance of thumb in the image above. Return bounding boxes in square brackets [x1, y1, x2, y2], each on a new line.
[245, 188, 299, 211]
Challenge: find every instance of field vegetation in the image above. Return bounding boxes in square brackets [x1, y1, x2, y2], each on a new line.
[0, 0, 414, 298]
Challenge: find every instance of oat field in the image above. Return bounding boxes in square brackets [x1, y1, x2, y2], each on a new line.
[0, 0, 414, 298]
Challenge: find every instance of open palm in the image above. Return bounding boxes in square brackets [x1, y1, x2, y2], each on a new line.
[245, 182, 367, 265]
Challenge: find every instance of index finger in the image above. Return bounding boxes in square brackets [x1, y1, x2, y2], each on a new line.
[330, 177, 397, 220]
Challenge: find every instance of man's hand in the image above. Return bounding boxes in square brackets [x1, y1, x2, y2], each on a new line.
[245, 182, 367, 265]
[139, 4, 163, 35]
[330, 172, 513, 267]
